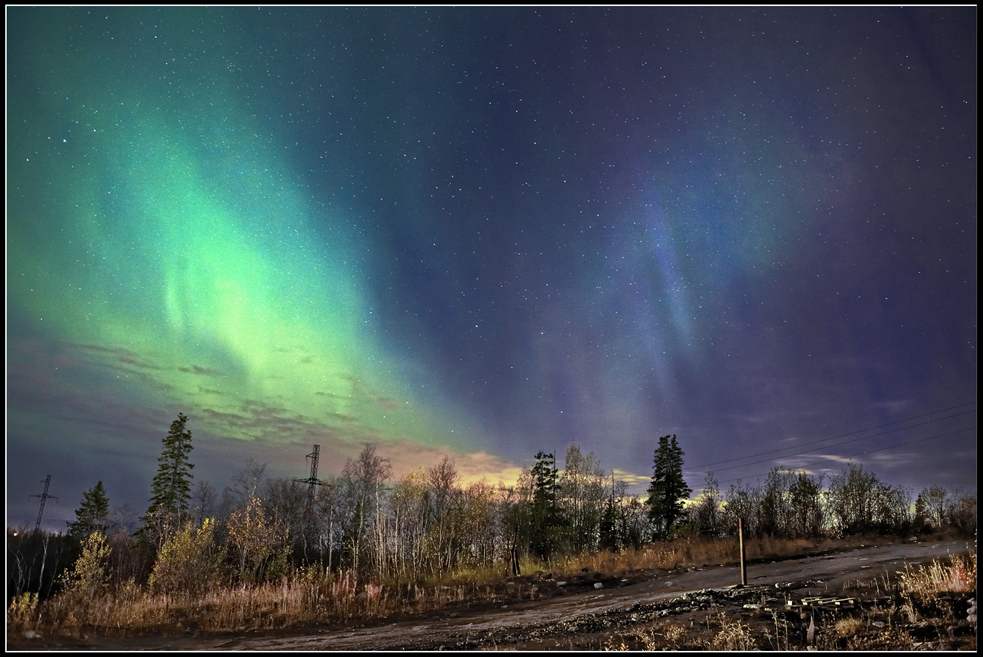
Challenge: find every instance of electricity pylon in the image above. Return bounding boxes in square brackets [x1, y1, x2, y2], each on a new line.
[29, 474, 58, 533]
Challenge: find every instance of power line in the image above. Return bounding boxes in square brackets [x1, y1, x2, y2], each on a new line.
[710, 425, 976, 486]
[690, 401, 977, 471]
[696, 409, 977, 476]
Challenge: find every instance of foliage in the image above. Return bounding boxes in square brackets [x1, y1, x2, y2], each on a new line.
[12, 436, 981, 645]
[105, 529, 147, 588]
[690, 472, 722, 538]
[945, 491, 977, 534]
[917, 485, 949, 527]
[787, 471, 825, 537]
[422, 456, 460, 573]
[827, 463, 910, 535]
[227, 496, 289, 583]
[59, 531, 111, 609]
[340, 444, 391, 578]
[498, 473, 534, 575]
[141, 413, 195, 537]
[67, 481, 110, 541]
[646, 435, 691, 539]
[148, 518, 223, 599]
[529, 451, 564, 561]
[558, 445, 606, 554]
[599, 483, 625, 552]
[721, 479, 762, 537]
[756, 467, 826, 538]
[6, 592, 39, 633]
[265, 476, 316, 562]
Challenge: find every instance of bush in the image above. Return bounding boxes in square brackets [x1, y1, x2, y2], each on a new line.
[60, 531, 111, 600]
[148, 518, 223, 599]
[947, 493, 977, 535]
[6, 592, 39, 634]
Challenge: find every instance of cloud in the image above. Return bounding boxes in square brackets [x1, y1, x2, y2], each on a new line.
[872, 399, 914, 414]
[179, 364, 227, 377]
[611, 468, 650, 489]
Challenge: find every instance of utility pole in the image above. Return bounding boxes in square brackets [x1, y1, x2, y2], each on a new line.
[30, 475, 58, 533]
[738, 517, 748, 587]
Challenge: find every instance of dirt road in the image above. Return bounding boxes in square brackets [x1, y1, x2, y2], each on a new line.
[12, 537, 974, 651]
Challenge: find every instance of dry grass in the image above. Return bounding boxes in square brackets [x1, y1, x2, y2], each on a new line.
[899, 550, 977, 596]
[833, 615, 864, 638]
[549, 534, 814, 580]
[16, 532, 809, 642]
[11, 568, 478, 639]
[814, 549, 977, 651]
[10, 535, 976, 648]
[660, 620, 688, 649]
[705, 612, 757, 651]
[3, 534, 822, 641]
[601, 620, 689, 651]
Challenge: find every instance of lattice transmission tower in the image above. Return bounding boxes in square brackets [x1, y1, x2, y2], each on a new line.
[29, 474, 58, 533]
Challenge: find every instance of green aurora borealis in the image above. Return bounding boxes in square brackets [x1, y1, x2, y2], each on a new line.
[7, 7, 976, 529]
[9, 9, 494, 527]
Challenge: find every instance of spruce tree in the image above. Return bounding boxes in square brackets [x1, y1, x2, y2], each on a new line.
[646, 434, 691, 539]
[529, 451, 562, 561]
[67, 481, 110, 540]
[599, 495, 623, 552]
[143, 412, 195, 528]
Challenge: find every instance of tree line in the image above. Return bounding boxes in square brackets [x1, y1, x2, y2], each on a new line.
[6, 416, 977, 603]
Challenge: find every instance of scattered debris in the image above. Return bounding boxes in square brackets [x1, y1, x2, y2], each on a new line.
[790, 596, 857, 610]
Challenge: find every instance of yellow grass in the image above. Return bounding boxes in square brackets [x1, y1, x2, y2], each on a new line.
[14, 567, 480, 638]
[14, 534, 958, 643]
[705, 612, 757, 651]
[899, 550, 977, 596]
[547, 534, 814, 578]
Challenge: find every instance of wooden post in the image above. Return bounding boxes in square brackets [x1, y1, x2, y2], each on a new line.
[738, 517, 748, 587]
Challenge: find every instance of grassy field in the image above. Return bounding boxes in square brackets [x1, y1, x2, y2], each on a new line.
[7, 531, 976, 650]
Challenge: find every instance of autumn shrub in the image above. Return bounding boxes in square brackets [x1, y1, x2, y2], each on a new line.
[59, 531, 113, 627]
[148, 518, 224, 600]
[227, 497, 291, 584]
[29, 531, 115, 632]
[6, 592, 39, 635]
[60, 531, 111, 597]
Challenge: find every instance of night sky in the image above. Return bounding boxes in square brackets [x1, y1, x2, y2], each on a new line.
[6, 7, 977, 532]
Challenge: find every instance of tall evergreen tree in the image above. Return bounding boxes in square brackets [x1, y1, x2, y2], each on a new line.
[529, 451, 562, 561]
[646, 434, 691, 539]
[599, 495, 623, 553]
[67, 481, 110, 540]
[143, 413, 195, 527]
